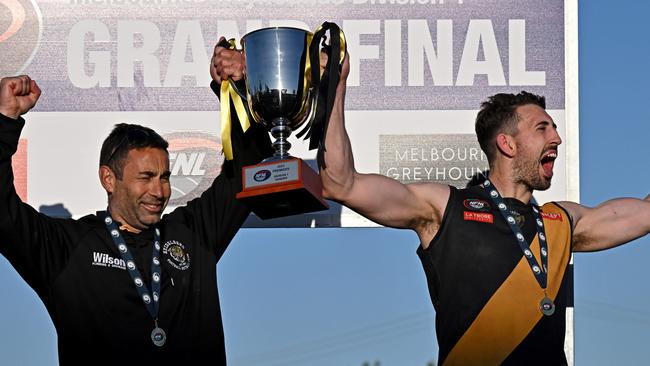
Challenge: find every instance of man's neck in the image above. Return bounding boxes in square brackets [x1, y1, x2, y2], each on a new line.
[488, 165, 533, 204]
[119, 222, 142, 234]
[107, 205, 143, 234]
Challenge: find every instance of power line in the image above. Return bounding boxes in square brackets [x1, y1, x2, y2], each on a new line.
[230, 310, 436, 366]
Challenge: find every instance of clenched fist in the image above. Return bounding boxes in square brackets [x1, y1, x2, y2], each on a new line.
[210, 37, 246, 85]
[0, 75, 41, 120]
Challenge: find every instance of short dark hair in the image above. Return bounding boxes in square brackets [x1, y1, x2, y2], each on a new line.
[99, 123, 169, 179]
[475, 91, 546, 164]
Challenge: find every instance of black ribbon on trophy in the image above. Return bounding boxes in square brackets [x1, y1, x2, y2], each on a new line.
[219, 22, 346, 166]
[295, 21, 346, 169]
[218, 22, 347, 219]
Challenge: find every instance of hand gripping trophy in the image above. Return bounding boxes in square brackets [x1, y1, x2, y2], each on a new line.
[220, 22, 346, 219]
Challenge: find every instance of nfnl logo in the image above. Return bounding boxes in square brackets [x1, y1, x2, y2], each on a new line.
[0, 0, 42, 76]
[463, 199, 490, 212]
[164, 132, 223, 206]
[253, 170, 272, 182]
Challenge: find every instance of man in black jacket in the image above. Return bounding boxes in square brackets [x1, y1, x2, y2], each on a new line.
[0, 42, 271, 365]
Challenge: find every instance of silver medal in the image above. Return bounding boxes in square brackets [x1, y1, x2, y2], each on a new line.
[151, 326, 167, 347]
[540, 296, 555, 316]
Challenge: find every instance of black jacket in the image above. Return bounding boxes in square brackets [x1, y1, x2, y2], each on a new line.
[0, 90, 272, 365]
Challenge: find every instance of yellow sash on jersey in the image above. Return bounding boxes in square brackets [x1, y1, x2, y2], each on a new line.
[444, 203, 572, 366]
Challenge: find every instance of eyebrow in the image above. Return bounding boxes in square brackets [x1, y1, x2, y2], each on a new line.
[138, 171, 157, 178]
[536, 120, 557, 128]
[147, 170, 172, 179]
[137, 166, 171, 178]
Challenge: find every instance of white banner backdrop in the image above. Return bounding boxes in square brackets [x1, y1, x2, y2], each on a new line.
[3, 0, 579, 228]
[3, 0, 579, 362]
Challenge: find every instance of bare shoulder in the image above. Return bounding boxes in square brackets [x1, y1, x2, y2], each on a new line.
[405, 181, 451, 247]
[555, 197, 650, 252]
[553, 200, 587, 225]
[408, 181, 451, 215]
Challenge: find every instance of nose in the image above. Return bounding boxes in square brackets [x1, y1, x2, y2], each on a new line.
[551, 128, 562, 146]
[149, 178, 164, 199]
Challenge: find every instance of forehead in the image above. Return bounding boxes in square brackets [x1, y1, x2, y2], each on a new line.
[515, 104, 554, 127]
[123, 147, 169, 171]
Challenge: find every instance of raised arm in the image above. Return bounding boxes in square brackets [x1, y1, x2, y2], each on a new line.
[558, 196, 650, 252]
[0, 75, 74, 292]
[0, 75, 41, 119]
[320, 55, 449, 241]
[168, 41, 271, 259]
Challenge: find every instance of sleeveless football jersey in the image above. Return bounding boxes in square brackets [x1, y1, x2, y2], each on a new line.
[417, 185, 572, 365]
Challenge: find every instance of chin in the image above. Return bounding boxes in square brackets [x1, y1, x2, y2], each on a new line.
[140, 214, 163, 226]
[534, 178, 552, 191]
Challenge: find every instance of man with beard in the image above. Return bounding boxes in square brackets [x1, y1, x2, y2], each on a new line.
[212, 46, 650, 365]
[321, 72, 650, 364]
[0, 41, 272, 364]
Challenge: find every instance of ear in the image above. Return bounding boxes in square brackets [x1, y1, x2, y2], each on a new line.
[99, 165, 116, 194]
[495, 133, 516, 158]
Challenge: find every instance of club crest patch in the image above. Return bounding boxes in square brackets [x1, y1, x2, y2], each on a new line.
[509, 210, 525, 227]
[162, 240, 191, 271]
[463, 199, 491, 212]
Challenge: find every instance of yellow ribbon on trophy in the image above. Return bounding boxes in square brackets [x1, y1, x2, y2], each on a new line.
[219, 38, 251, 161]
[296, 32, 315, 123]
[219, 25, 346, 162]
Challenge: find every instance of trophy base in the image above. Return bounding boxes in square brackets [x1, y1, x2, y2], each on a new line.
[236, 158, 329, 219]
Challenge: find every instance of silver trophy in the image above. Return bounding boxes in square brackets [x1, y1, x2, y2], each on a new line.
[237, 27, 315, 160]
[230, 26, 344, 219]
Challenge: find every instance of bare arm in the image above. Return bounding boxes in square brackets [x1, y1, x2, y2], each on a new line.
[558, 195, 650, 252]
[320, 55, 449, 241]
[209, 44, 450, 242]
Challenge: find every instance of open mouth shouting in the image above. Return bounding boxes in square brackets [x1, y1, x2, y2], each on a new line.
[540, 149, 558, 179]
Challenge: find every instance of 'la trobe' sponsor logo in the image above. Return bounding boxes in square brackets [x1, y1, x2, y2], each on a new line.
[0, 0, 42, 76]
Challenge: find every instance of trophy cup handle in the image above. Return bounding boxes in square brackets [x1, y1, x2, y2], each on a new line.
[294, 22, 347, 170]
[228, 78, 248, 101]
[301, 86, 319, 129]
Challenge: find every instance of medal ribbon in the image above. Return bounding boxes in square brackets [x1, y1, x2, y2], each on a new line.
[101, 211, 162, 320]
[219, 38, 251, 161]
[481, 180, 549, 290]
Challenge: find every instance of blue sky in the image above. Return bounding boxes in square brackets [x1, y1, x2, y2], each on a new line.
[2, 1, 650, 365]
[573, 1, 650, 365]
